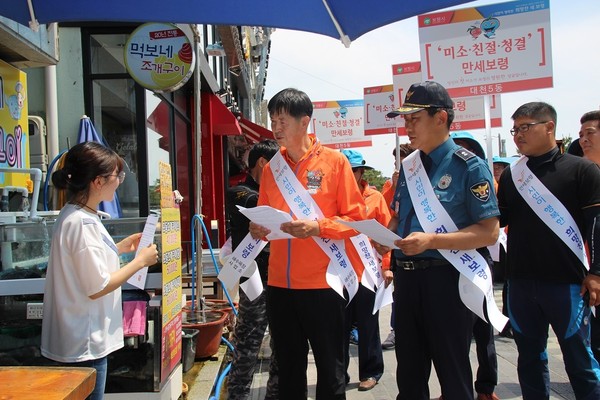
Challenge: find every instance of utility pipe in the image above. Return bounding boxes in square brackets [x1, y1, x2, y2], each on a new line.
[0, 168, 42, 221]
[45, 63, 60, 171]
[192, 24, 204, 306]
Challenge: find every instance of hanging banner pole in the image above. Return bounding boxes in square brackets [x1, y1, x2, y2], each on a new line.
[484, 94, 493, 173]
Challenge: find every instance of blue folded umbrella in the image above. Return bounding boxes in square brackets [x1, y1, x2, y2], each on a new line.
[77, 115, 123, 218]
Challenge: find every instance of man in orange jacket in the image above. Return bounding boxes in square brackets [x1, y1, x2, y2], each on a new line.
[250, 88, 366, 400]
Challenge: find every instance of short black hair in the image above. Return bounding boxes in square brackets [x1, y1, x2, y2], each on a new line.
[267, 88, 313, 119]
[424, 107, 455, 129]
[580, 110, 600, 125]
[511, 102, 557, 126]
[247, 139, 280, 169]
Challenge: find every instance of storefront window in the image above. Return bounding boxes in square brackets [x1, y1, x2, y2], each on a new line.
[89, 34, 128, 74]
[91, 78, 140, 217]
[145, 90, 192, 229]
[146, 91, 171, 212]
[83, 28, 193, 220]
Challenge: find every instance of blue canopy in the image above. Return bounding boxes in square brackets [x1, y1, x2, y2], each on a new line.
[77, 115, 123, 219]
[2, 0, 474, 45]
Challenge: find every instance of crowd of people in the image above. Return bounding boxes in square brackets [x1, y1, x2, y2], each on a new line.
[43, 83, 600, 400]
[225, 83, 600, 400]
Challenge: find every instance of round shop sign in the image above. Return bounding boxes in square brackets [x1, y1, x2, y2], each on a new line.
[124, 22, 195, 93]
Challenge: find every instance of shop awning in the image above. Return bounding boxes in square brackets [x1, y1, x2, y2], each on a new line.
[147, 94, 242, 151]
[206, 93, 242, 136]
[146, 101, 170, 150]
[1, 0, 474, 48]
[237, 117, 274, 143]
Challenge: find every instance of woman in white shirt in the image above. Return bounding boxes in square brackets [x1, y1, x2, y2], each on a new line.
[42, 141, 158, 400]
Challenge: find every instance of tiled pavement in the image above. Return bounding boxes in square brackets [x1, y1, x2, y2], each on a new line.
[247, 283, 576, 400]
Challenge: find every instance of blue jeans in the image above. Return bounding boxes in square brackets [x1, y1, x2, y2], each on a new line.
[508, 279, 600, 400]
[57, 357, 107, 400]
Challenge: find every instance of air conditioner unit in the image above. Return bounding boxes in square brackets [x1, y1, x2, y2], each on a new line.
[28, 115, 48, 176]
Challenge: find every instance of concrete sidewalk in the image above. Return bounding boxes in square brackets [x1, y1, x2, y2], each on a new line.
[247, 283, 576, 400]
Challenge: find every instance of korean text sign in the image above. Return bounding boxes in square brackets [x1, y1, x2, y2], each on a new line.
[392, 61, 502, 134]
[158, 161, 182, 382]
[363, 85, 397, 136]
[311, 100, 371, 149]
[418, 0, 552, 97]
[124, 22, 195, 93]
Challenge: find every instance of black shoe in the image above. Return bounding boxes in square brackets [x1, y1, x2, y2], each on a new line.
[382, 330, 395, 349]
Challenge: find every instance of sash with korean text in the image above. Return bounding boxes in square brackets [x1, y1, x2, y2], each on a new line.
[510, 156, 589, 270]
[403, 151, 508, 331]
[350, 234, 383, 292]
[269, 151, 359, 301]
[218, 235, 267, 301]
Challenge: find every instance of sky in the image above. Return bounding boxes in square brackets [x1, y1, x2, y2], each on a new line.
[263, 0, 599, 178]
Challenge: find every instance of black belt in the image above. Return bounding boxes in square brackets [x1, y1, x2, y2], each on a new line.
[397, 258, 448, 270]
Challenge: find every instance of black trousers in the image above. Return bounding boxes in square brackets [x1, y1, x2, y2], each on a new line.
[473, 316, 498, 394]
[592, 313, 600, 363]
[267, 286, 346, 400]
[344, 284, 384, 381]
[394, 264, 474, 400]
[228, 289, 278, 400]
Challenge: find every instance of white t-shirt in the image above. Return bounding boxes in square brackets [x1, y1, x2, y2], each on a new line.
[41, 204, 124, 362]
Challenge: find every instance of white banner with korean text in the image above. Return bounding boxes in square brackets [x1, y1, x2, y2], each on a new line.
[417, 0, 552, 97]
[311, 99, 371, 149]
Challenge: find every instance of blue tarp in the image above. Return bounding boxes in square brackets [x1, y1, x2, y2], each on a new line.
[0, 0, 474, 45]
[77, 116, 123, 218]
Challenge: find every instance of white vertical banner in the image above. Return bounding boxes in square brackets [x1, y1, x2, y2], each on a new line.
[311, 99, 371, 149]
[363, 85, 398, 136]
[418, 0, 553, 98]
[392, 61, 503, 132]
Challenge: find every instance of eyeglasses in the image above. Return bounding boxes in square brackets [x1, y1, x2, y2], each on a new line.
[510, 121, 549, 136]
[105, 171, 126, 183]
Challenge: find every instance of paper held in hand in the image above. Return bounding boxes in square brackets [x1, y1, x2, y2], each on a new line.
[127, 214, 159, 289]
[338, 219, 401, 249]
[237, 205, 295, 240]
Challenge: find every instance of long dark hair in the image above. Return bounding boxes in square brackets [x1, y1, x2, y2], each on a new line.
[52, 141, 124, 204]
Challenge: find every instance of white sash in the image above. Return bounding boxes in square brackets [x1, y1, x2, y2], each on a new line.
[403, 151, 508, 331]
[487, 229, 507, 263]
[350, 233, 383, 292]
[510, 156, 589, 270]
[269, 151, 359, 301]
[217, 234, 267, 301]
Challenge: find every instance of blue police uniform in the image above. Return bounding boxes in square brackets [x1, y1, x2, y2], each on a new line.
[391, 138, 499, 400]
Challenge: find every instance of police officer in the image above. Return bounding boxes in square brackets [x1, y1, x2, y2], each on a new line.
[380, 81, 500, 400]
[225, 139, 280, 400]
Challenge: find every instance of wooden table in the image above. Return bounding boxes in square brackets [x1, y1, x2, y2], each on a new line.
[0, 366, 96, 400]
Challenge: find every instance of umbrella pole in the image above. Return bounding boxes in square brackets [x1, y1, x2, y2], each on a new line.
[193, 26, 204, 309]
